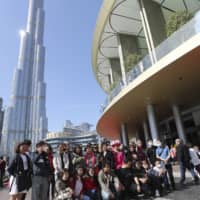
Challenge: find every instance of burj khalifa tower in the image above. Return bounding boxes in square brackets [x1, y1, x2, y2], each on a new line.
[1, 0, 48, 155]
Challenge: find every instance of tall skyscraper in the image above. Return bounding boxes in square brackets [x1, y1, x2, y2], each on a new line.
[1, 0, 48, 155]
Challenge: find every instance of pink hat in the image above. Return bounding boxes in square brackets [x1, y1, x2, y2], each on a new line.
[111, 140, 121, 147]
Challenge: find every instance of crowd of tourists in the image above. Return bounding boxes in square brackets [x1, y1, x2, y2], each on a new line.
[1, 138, 200, 200]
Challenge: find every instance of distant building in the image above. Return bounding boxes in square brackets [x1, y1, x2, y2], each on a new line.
[64, 120, 93, 132]
[75, 122, 93, 132]
[46, 121, 99, 152]
[0, 98, 4, 142]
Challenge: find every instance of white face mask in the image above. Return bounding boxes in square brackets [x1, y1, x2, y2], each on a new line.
[148, 142, 153, 147]
[157, 143, 161, 147]
[89, 171, 94, 177]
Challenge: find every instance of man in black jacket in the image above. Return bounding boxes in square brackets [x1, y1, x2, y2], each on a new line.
[99, 142, 115, 169]
[118, 156, 138, 199]
[175, 138, 199, 185]
[146, 140, 157, 167]
[32, 141, 52, 200]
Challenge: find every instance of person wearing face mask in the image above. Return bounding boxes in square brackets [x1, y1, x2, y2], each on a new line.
[156, 140, 175, 191]
[148, 160, 166, 197]
[146, 140, 157, 167]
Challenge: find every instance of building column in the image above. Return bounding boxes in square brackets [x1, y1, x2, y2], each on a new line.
[138, 0, 167, 62]
[143, 121, 150, 145]
[109, 58, 122, 83]
[109, 68, 114, 85]
[120, 123, 129, 146]
[138, 0, 154, 64]
[135, 131, 140, 141]
[117, 35, 127, 86]
[147, 104, 159, 141]
[172, 104, 187, 144]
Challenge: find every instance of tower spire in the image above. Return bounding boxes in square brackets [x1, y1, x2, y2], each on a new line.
[1, 0, 48, 156]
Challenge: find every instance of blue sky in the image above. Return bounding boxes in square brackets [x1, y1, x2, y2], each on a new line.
[0, 0, 105, 131]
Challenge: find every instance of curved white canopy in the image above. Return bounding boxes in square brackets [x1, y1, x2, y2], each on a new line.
[92, 0, 200, 92]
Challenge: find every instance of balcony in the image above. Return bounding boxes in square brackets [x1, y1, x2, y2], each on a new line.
[102, 11, 200, 112]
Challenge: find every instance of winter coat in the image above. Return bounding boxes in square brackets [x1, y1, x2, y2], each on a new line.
[99, 151, 115, 169]
[55, 178, 73, 200]
[8, 153, 32, 192]
[32, 151, 52, 177]
[53, 152, 70, 174]
[83, 175, 98, 191]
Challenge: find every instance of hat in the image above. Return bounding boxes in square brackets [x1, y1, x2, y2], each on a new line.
[111, 140, 121, 147]
[36, 141, 46, 148]
[22, 139, 32, 146]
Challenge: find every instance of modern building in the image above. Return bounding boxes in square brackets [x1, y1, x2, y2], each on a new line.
[46, 121, 99, 152]
[64, 120, 93, 133]
[92, 0, 200, 146]
[0, 98, 4, 143]
[1, 0, 48, 155]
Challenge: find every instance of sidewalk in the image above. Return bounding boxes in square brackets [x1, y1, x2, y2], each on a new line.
[0, 166, 199, 200]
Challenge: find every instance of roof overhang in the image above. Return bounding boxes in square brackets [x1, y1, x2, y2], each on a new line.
[96, 32, 200, 139]
[92, 0, 200, 92]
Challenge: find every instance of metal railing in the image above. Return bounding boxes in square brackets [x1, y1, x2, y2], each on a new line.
[102, 11, 200, 112]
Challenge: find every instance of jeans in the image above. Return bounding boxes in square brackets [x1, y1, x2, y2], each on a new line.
[179, 162, 198, 183]
[75, 195, 90, 200]
[101, 190, 122, 200]
[101, 191, 110, 200]
[32, 176, 49, 200]
[85, 189, 100, 200]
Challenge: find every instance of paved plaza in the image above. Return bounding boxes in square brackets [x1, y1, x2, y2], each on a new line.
[1, 180, 200, 200]
[0, 167, 199, 200]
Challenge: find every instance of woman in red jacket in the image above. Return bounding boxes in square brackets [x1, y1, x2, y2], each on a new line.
[70, 166, 90, 200]
[84, 167, 100, 200]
